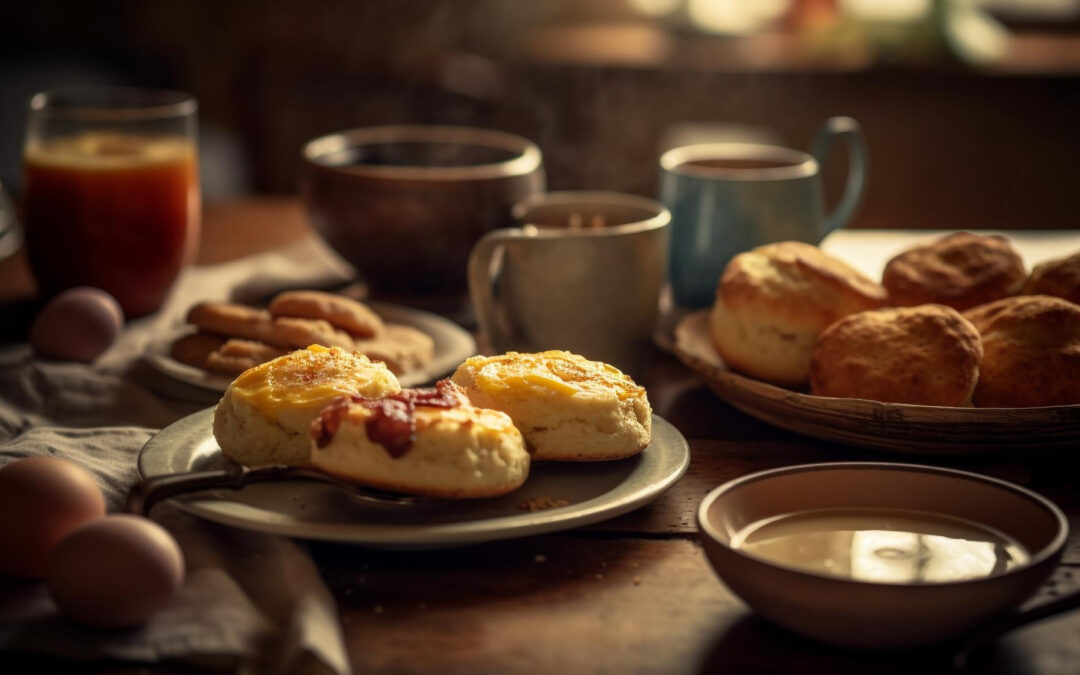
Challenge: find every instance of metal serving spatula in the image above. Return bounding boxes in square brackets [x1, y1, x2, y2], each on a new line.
[126, 462, 429, 516]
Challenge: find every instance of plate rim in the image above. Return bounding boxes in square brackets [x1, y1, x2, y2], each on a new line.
[137, 408, 689, 546]
[143, 300, 477, 391]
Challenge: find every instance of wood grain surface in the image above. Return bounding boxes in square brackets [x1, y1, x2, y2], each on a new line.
[316, 342, 1080, 675]
[4, 200, 1078, 674]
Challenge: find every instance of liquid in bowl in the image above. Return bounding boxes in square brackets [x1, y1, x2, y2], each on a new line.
[731, 507, 1029, 584]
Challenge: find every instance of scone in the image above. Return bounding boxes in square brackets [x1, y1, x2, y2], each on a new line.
[710, 241, 888, 385]
[882, 232, 1026, 311]
[451, 351, 651, 461]
[962, 295, 1080, 407]
[310, 380, 529, 498]
[1021, 251, 1080, 305]
[213, 345, 401, 467]
[810, 305, 983, 406]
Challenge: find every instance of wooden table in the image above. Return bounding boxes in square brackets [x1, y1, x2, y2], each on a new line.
[4, 199, 1080, 674]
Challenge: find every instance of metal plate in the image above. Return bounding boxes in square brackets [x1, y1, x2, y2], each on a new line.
[137, 409, 689, 548]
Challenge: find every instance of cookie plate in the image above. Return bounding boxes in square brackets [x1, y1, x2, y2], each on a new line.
[144, 301, 477, 390]
[675, 310, 1080, 454]
[137, 409, 689, 547]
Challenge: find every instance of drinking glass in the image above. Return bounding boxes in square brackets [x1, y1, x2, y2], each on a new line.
[21, 87, 199, 317]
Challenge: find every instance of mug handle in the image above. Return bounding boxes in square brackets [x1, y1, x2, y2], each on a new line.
[811, 116, 867, 237]
[467, 228, 527, 351]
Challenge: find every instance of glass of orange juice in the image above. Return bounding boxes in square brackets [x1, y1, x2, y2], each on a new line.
[21, 87, 199, 317]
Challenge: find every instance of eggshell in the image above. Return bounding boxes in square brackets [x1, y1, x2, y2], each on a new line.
[47, 515, 185, 628]
[31, 287, 124, 362]
[0, 457, 106, 578]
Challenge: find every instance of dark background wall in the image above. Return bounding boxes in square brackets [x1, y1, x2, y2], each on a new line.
[3, 0, 1080, 230]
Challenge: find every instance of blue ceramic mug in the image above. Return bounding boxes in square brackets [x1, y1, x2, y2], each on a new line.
[659, 117, 867, 308]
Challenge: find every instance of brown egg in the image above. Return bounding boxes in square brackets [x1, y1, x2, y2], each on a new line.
[47, 515, 185, 628]
[31, 287, 124, 362]
[0, 457, 106, 578]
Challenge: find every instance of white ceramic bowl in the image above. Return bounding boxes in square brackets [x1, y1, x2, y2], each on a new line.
[697, 462, 1067, 649]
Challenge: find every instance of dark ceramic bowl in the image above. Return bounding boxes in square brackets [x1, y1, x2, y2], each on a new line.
[302, 125, 544, 299]
[698, 462, 1067, 649]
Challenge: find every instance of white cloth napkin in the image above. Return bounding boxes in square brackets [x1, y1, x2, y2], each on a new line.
[0, 236, 355, 674]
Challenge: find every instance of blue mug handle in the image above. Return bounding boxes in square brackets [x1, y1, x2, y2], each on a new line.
[811, 116, 867, 237]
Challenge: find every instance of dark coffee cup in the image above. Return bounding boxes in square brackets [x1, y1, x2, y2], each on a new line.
[303, 125, 545, 299]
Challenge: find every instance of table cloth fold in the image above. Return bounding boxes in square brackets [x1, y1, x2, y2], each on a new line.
[0, 236, 355, 674]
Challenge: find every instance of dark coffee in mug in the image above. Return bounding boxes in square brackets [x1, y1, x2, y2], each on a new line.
[659, 117, 867, 307]
[319, 142, 520, 168]
[535, 213, 612, 229]
[528, 204, 654, 230]
[679, 157, 801, 171]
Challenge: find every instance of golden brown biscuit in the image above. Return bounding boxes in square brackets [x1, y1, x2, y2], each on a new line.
[186, 302, 279, 344]
[169, 332, 225, 369]
[270, 316, 355, 350]
[205, 339, 286, 376]
[882, 233, 1026, 311]
[269, 290, 384, 338]
[810, 305, 983, 406]
[213, 345, 401, 467]
[352, 324, 435, 374]
[451, 351, 651, 461]
[1021, 251, 1080, 305]
[962, 295, 1080, 407]
[710, 241, 888, 385]
[310, 380, 530, 499]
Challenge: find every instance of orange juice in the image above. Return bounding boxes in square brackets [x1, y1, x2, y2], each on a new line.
[22, 132, 199, 317]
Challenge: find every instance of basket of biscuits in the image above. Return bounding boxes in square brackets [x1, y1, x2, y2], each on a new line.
[674, 233, 1080, 453]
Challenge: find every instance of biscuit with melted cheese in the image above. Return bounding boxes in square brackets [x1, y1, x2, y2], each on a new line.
[213, 345, 400, 467]
[310, 380, 529, 498]
[451, 351, 651, 461]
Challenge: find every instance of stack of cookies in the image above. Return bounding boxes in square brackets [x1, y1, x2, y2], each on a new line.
[170, 290, 434, 376]
[709, 234, 1080, 408]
